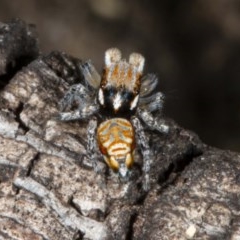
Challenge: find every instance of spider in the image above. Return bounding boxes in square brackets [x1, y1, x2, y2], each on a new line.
[58, 48, 169, 190]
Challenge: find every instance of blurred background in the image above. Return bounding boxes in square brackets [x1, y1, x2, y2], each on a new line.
[1, 0, 240, 151]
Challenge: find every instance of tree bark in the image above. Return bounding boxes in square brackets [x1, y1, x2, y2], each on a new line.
[0, 19, 239, 240]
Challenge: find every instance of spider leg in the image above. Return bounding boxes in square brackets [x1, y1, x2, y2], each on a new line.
[87, 117, 99, 173]
[59, 83, 91, 111]
[60, 60, 100, 112]
[80, 61, 101, 90]
[139, 74, 158, 97]
[139, 91, 165, 112]
[58, 103, 99, 121]
[58, 80, 99, 121]
[137, 108, 169, 134]
[131, 116, 152, 191]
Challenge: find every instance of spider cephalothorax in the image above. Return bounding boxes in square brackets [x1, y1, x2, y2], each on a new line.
[58, 48, 168, 190]
[98, 48, 144, 116]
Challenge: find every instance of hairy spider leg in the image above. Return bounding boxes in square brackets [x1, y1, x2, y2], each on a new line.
[137, 108, 169, 134]
[87, 118, 99, 172]
[131, 116, 152, 191]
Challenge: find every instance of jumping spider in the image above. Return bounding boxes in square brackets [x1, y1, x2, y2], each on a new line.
[58, 48, 169, 190]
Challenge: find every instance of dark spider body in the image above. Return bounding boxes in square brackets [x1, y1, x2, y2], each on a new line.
[58, 48, 168, 190]
[98, 86, 137, 118]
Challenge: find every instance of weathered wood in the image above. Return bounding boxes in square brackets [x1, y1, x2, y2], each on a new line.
[0, 19, 240, 240]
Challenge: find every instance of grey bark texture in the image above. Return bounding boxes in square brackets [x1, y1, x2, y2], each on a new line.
[0, 19, 240, 240]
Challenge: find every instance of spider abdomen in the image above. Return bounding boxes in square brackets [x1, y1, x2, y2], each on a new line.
[97, 118, 135, 178]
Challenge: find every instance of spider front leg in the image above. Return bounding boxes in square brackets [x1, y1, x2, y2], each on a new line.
[58, 103, 99, 121]
[137, 107, 169, 134]
[58, 84, 98, 121]
[60, 61, 100, 110]
[79, 61, 101, 90]
[59, 82, 92, 109]
[87, 117, 100, 173]
[131, 116, 152, 191]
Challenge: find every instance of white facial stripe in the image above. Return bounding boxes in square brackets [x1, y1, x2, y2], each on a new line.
[113, 93, 122, 110]
[130, 95, 139, 110]
[98, 88, 104, 105]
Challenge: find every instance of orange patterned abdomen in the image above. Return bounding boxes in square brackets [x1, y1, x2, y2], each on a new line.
[97, 118, 135, 172]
